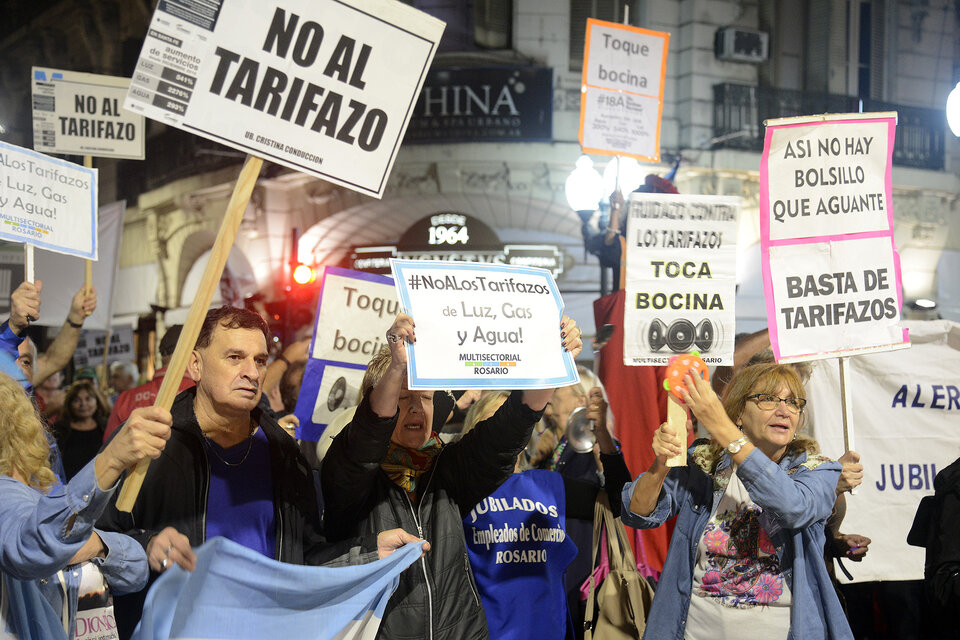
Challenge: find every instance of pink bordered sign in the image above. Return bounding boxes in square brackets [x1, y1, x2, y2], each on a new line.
[759, 112, 909, 363]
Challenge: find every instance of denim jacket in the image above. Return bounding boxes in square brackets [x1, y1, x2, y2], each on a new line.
[0, 460, 148, 639]
[621, 441, 852, 640]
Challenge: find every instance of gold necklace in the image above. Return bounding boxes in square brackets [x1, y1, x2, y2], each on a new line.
[203, 423, 255, 467]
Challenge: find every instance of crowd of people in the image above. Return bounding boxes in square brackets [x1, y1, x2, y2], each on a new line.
[0, 275, 956, 640]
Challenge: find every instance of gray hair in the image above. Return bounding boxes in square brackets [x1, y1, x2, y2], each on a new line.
[110, 361, 139, 381]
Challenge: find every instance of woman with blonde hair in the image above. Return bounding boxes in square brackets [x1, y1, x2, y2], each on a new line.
[622, 362, 852, 640]
[0, 370, 171, 639]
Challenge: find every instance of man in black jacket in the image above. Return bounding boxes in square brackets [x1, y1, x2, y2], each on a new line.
[98, 306, 423, 639]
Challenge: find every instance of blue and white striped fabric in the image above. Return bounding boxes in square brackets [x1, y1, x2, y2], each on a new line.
[132, 537, 423, 640]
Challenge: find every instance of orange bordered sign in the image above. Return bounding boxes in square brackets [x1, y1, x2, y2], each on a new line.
[578, 18, 669, 163]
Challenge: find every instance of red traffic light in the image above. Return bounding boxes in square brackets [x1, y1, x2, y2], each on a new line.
[292, 264, 315, 285]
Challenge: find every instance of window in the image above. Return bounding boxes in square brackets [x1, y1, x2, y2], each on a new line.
[569, 0, 636, 71]
[403, 0, 512, 52]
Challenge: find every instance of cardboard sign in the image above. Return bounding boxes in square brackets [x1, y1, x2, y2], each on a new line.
[125, 0, 444, 198]
[390, 259, 578, 390]
[760, 113, 908, 361]
[294, 267, 397, 441]
[32, 68, 145, 160]
[73, 326, 135, 368]
[805, 320, 960, 583]
[0, 141, 97, 259]
[578, 19, 669, 162]
[623, 194, 739, 366]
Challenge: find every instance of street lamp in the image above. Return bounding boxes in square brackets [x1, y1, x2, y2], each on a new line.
[947, 82, 960, 136]
[601, 156, 644, 196]
[565, 155, 604, 223]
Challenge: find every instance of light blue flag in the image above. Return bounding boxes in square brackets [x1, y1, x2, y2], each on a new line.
[131, 537, 423, 640]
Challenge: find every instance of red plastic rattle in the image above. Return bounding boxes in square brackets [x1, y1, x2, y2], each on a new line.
[663, 351, 710, 400]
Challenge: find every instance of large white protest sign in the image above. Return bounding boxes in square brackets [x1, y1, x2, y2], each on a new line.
[623, 194, 739, 366]
[805, 320, 960, 583]
[35, 200, 125, 330]
[579, 19, 669, 162]
[390, 259, 578, 390]
[125, 0, 444, 198]
[293, 267, 397, 441]
[32, 68, 145, 160]
[760, 113, 907, 361]
[0, 141, 97, 259]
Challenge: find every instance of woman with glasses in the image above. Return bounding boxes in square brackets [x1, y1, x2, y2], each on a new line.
[621, 362, 853, 640]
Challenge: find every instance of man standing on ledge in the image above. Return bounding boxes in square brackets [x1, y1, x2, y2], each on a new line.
[98, 306, 425, 639]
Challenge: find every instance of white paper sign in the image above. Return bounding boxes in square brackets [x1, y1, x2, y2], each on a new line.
[294, 267, 397, 441]
[311, 271, 399, 364]
[124, 0, 445, 198]
[623, 194, 739, 366]
[805, 320, 960, 583]
[32, 68, 145, 160]
[760, 113, 907, 362]
[768, 236, 905, 360]
[390, 259, 578, 390]
[0, 141, 97, 259]
[578, 19, 669, 162]
[765, 119, 890, 241]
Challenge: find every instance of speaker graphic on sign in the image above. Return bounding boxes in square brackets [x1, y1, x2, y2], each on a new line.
[642, 318, 722, 354]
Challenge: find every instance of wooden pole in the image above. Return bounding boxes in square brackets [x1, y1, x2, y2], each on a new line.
[838, 356, 857, 494]
[24, 245, 34, 284]
[116, 155, 264, 512]
[84, 156, 94, 294]
[665, 394, 687, 467]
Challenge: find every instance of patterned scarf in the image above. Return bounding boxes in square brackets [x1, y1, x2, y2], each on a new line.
[381, 433, 443, 496]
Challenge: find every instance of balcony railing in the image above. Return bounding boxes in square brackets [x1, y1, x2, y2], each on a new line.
[713, 83, 946, 170]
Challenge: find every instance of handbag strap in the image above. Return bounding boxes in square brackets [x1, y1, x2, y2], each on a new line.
[599, 497, 646, 627]
[584, 496, 607, 640]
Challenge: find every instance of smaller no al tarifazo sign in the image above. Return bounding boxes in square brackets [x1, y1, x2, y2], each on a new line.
[579, 19, 669, 162]
[32, 67, 145, 160]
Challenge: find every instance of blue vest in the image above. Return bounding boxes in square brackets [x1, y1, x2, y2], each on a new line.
[463, 470, 578, 640]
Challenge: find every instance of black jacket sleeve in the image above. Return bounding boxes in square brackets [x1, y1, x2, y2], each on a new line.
[930, 489, 960, 608]
[320, 391, 398, 541]
[562, 452, 632, 520]
[437, 390, 544, 517]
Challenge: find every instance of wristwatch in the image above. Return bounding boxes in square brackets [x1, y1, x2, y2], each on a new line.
[726, 436, 749, 454]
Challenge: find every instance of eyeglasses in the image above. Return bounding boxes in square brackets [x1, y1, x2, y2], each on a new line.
[747, 393, 806, 414]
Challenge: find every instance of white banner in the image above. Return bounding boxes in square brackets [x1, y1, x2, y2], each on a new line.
[32, 68, 145, 160]
[0, 141, 97, 259]
[124, 0, 444, 198]
[805, 320, 960, 582]
[390, 259, 578, 390]
[765, 119, 891, 240]
[623, 194, 739, 366]
[35, 201, 125, 330]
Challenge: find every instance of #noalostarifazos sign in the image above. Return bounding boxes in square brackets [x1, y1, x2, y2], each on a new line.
[125, 0, 444, 198]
